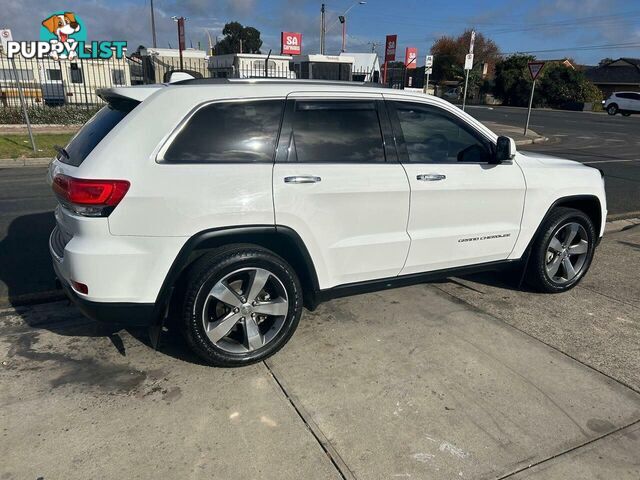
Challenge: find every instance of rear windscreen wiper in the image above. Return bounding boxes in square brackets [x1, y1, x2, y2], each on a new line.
[54, 145, 70, 160]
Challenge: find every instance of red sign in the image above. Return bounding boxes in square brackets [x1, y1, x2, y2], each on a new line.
[405, 47, 418, 69]
[177, 17, 186, 51]
[528, 61, 545, 80]
[384, 34, 397, 62]
[281, 32, 302, 55]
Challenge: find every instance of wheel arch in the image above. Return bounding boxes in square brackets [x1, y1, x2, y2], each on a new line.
[527, 194, 603, 253]
[155, 225, 321, 321]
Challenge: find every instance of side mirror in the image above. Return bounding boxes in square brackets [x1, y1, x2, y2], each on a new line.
[494, 136, 516, 163]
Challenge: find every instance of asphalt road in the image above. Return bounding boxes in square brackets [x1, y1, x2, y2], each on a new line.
[0, 167, 57, 303]
[465, 106, 640, 217]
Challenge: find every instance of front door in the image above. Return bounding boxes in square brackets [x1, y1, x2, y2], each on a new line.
[385, 97, 526, 275]
[273, 93, 411, 289]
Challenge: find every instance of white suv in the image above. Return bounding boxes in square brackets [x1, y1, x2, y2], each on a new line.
[48, 79, 607, 366]
[603, 91, 640, 116]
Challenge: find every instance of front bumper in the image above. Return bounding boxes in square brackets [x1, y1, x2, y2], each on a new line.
[53, 259, 156, 326]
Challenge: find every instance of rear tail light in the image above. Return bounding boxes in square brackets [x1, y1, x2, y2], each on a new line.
[53, 174, 130, 217]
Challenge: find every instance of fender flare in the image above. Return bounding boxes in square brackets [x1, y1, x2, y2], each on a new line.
[516, 194, 603, 287]
[153, 225, 321, 320]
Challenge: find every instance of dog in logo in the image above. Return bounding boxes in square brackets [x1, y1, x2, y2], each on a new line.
[41, 12, 81, 59]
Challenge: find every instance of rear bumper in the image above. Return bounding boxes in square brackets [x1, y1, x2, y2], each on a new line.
[53, 259, 156, 327]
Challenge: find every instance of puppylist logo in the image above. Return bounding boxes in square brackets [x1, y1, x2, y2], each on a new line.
[4, 11, 126, 60]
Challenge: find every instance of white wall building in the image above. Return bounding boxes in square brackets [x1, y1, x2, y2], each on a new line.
[340, 52, 380, 83]
[208, 53, 295, 79]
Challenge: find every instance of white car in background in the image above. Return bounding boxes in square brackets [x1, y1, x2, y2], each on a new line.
[603, 91, 640, 116]
[48, 79, 607, 367]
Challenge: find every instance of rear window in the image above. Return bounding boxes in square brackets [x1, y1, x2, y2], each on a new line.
[59, 104, 135, 167]
[162, 100, 284, 163]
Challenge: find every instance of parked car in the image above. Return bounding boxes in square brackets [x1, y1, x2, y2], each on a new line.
[603, 91, 640, 116]
[442, 87, 461, 102]
[48, 79, 607, 367]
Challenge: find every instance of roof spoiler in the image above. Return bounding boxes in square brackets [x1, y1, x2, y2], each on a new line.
[97, 85, 164, 109]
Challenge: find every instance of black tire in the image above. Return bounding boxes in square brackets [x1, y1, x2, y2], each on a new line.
[607, 104, 618, 115]
[526, 207, 596, 293]
[622, 112, 631, 117]
[182, 245, 303, 367]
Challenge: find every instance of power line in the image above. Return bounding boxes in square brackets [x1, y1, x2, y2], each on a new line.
[500, 41, 640, 55]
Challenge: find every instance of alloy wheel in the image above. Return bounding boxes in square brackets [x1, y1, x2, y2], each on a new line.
[202, 267, 289, 353]
[544, 222, 590, 285]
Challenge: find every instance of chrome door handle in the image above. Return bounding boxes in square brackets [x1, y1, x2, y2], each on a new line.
[416, 173, 446, 181]
[284, 175, 321, 184]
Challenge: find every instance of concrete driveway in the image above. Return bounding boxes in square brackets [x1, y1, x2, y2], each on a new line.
[1, 226, 639, 480]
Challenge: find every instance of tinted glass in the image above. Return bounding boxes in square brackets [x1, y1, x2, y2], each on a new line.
[61, 104, 135, 167]
[617, 93, 632, 99]
[393, 102, 491, 163]
[164, 100, 283, 163]
[631, 93, 640, 101]
[292, 101, 385, 163]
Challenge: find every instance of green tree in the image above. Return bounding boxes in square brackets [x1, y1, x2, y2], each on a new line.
[492, 54, 536, 107]
[539, 63, 602, 108]
[216, 21, 263, 54]
[430, 30, 499, 93]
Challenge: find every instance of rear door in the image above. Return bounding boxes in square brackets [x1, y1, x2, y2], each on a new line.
[273, 92, 411, 289]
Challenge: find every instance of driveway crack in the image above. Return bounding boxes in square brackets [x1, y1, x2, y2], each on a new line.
[496, 419, 640, 479]
[263, 360, 357, 480]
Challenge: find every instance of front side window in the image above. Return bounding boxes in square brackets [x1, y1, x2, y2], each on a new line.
[163, 100, 284, 163]
[291, 101, 385, 163]
[392, 102, 492, 164]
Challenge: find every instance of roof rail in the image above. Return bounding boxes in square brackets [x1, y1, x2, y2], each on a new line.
[170, 77, 388, 88]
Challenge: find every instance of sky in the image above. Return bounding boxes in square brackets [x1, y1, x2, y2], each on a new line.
[3, 0, 640, 66]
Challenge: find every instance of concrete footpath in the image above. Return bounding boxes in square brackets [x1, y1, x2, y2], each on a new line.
[1, 225, 639, 479]
[485, 121, 548, 146]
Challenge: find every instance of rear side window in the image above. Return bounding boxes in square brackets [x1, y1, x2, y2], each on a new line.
[60, 104, 134, 167]
[291, 101, 385, 163]
[162, 100, 284, 163]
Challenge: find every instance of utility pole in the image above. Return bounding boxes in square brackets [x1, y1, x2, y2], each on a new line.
[150, 0, 157, 48]
[172, 16, 187, 70]
[206, 31, 214, 55]
[320, 4, 326, 55]
[339, 16, 346, 52]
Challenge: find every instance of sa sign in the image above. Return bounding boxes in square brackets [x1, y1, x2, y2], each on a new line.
[405, 47, 418, 69]
[385, 34, 397, 62]
[281, 32, 302, 55]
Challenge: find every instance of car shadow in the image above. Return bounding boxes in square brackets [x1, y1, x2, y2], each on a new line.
[0, 212, 60, 306]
